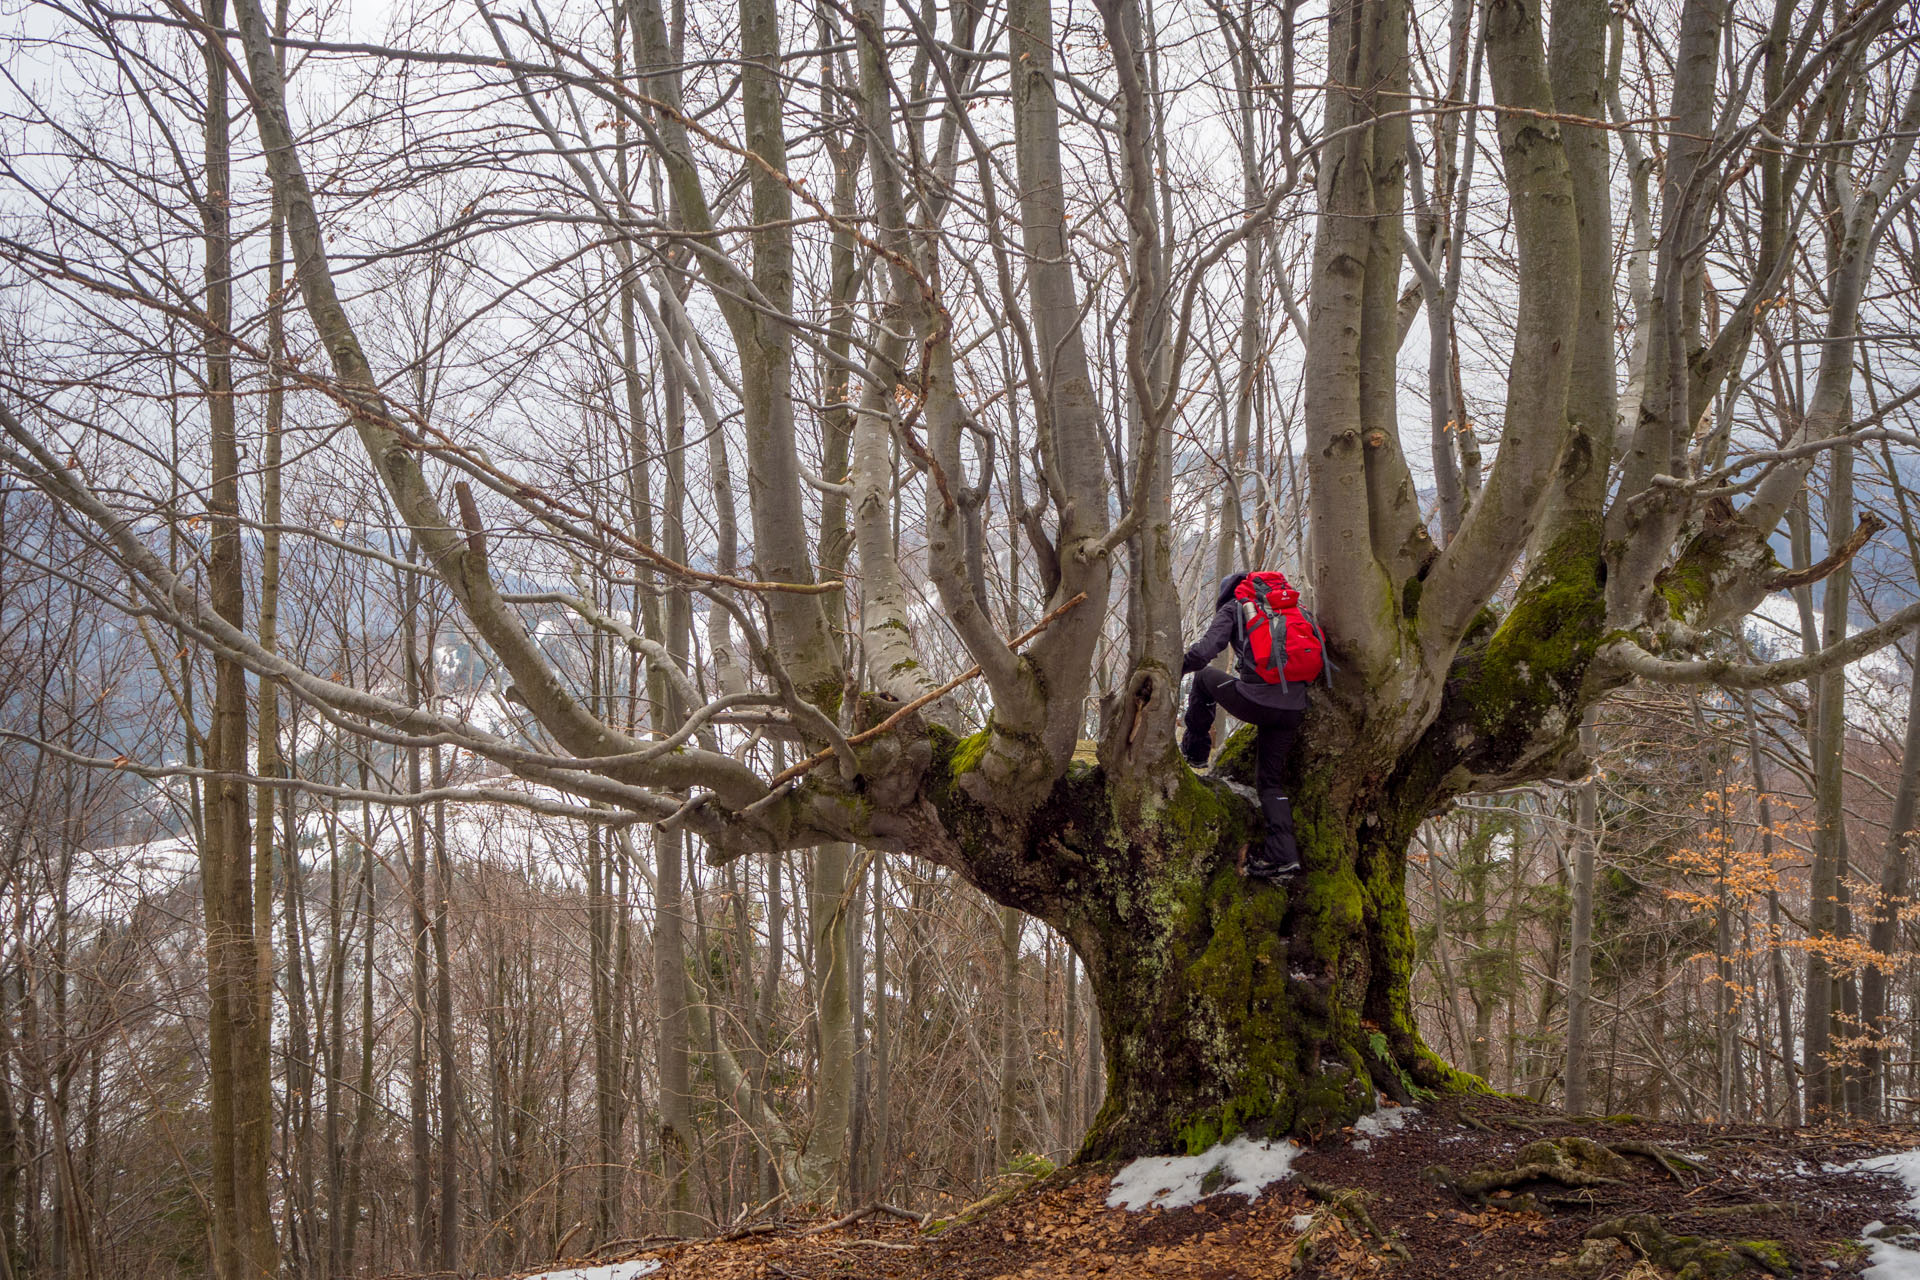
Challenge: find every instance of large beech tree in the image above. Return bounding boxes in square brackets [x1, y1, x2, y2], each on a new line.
[4, 0, 1920, 1191]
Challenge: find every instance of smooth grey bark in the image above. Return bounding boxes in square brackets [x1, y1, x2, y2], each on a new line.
[589, 817, 621, 1244]
[1213, 0, 1268, 575]
[754, 846, 786, 1201]
[995, 905, 1022, 1167]
[256, 106, 303, 1265]
[1805, 439, 1854, 1115]
[1531, 0, 1615, 555]
[1416, 0, 1582, 653]
[1563, 721, 1598, 1115]
[865, 854, 889, 1197]
[1302, 0, 1409, 674]
[654, 836, 697, 1231]
[1607, 11, 1654, 460]
[1861, 470, 1920, 1117]
[999, 0, 1116, 772]
[842, 0, 975, 708]
[431, 760, 458, 1269]
[1411, 0, 1478, 542]
[1599, 0, 1730, 619]
[401, 584, 434, 1263]
[1093, 0, 1183, 775]
[732, 0, 843, 706]
[1062, 944, 1079, 1153]
[797, 844, 855, 1204]
[196, 5, 277, 1270]
[1422, 832, 1475, 1066]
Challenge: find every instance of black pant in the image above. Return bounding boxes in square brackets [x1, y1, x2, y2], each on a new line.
[1184, 668, 1302, 795]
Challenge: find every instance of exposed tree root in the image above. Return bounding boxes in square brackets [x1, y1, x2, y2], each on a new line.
[1425, 1136, 1634, 1206]
[1607, 1139, 1709, 1183]
[1548, 1236, 1633, 1277]
[1295, 1173, 1412, 1264]
[1426, 1134, 1720, 1214]
[798, 1201, 930, 1236]
[1585, 1212, 1791, 1278]
[928, 1165, 1062, 1233]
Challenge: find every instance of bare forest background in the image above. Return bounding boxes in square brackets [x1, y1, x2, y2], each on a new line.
[0, 0, 1917, 1274]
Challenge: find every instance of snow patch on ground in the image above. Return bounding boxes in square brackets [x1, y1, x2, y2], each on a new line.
[1843, 1149, 1920, 1277]
[1106, 1135, 1302, 1211]
[1351, 1105, 1418, 1151]
[1865, 1235, 1920, 1279]
[514, 1261, 663, 1280]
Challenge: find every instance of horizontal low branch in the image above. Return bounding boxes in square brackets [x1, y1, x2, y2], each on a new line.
[1600, 600, 1920, 689]
[3, 733, 648, 825]
[765, 592, 1090, 789]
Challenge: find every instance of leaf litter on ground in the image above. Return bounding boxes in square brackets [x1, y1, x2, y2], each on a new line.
[479, 1096, 1920, 1279]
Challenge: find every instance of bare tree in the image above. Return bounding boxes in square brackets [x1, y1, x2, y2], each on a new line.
[2, 0, 1918, 1201]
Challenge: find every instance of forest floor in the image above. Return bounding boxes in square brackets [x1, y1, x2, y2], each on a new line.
[505, 1096, 1920, 1280]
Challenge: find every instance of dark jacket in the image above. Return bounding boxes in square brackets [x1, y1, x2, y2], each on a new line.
[1181, 573, 1309, 712]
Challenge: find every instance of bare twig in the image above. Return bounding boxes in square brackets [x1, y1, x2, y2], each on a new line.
[765, 593, 1089, 789]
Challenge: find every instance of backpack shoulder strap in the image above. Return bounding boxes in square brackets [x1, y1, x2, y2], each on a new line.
[1301, 609, 1336, 687]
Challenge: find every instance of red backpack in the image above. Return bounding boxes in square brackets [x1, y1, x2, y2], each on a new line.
[1233, 572, 1327, 688]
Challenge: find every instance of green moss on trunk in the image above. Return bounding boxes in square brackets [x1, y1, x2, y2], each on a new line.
[928, 729, 1474, 1160]
[916, 542, 1618, 1161]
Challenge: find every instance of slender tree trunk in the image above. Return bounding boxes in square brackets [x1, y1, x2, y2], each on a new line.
[748, 845, 784, 1202]
[1564, 736, 1597, 1115]
[848, 865, 869, 1205]
[1062, 944, 1078, 1153]
[867, 855, 888, 1197]
[653, 824, 697, 1235]
[198, 4, 276, 1269]
[798, 845, 854, 1204]
[339, 836, 376, 1273]
[323, 821, 346, 1274]
[431, 764, 458, 1269]
[0, 988, 21, 1279]
[590, 817, 619, 1243]
[1805, 440, 1853, 1115]
[996, 906, 1022, 1166]
[1745, 686, 1802, 1127]
[1716, 836, 1737, 1119]
[258, 114, 307, 1268]
[403, 591, 433, 1264]
[1862, 478, 1920, 1117]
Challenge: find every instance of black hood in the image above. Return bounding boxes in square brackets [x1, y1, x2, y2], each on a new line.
[1214, 572, 1247, 610]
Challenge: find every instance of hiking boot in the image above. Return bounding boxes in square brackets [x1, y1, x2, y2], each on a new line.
[1180, 729, 1211, 769]
[1256, 793, 1302, 877]
[1245, 858, 1301, 882]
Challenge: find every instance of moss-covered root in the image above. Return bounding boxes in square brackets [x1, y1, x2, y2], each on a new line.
[1428, 1136, 1712, 1209]
[1449, 1136, 1635, 1200]
[1295, 1174, 1411, 1264]
[1585, 1214, 1791, 1278]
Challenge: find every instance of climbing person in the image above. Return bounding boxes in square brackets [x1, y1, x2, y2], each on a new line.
[1179, 570, 1328, 880]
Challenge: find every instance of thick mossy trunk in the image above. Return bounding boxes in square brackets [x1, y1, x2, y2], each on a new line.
[930, 727, 1477, 1161]
[915, 542, 1603, 1162]
[1074, 768, 1470, 1159]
